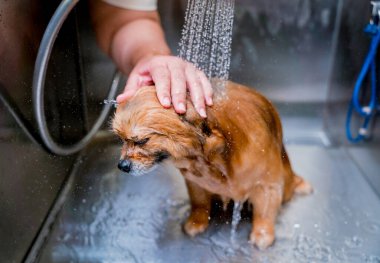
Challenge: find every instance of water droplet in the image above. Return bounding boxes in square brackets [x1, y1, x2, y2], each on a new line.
[345, 236, 363, 248]
[293, 235, 332, 262]
[363, 254, 380, 263]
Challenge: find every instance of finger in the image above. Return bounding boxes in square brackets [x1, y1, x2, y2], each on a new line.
[116, 73, 140, 103]
[197, 70, 213, 106]
[116, 93, 129, 103]
[139, 75, 154, 86]
[185, 64, 207, 118]
[168, 64, 187, 114]
[150, 64, 171, 108]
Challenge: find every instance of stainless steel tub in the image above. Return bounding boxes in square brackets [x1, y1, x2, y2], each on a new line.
[34, 140, 380, 263]
[1, 0, 379, 262]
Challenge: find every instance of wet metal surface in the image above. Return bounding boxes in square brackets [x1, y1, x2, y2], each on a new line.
[0, 128, 75, 263]
[347, 146, 380, 198]
[36, 143, 380, 263]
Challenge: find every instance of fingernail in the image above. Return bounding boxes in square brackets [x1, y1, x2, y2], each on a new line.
[206, 97, 213, 106]
[199, 108, 207, 118]
[163, 97, 171, 107]
[178, 102, 186, 112]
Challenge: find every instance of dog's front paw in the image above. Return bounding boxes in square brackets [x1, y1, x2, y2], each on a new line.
[183, 208, 210, 237]
[249, 225, 275, 250]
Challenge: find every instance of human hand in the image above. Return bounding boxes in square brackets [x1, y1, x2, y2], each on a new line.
[116, 55, 213, 118]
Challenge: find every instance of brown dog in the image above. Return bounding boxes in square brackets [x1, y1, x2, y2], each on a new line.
[112, 81, 312, 249]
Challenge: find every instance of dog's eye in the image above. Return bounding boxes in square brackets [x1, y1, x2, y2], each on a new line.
[134, 138, 149, 146]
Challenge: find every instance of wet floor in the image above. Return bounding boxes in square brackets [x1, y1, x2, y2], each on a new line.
[33, 142, 380, 263]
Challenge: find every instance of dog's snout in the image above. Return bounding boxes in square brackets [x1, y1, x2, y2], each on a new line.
[118, 159, 132, 173]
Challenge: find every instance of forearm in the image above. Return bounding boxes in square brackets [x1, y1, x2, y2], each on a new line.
[90, 0, 212, 116]
[110, 19, 171, 74]
[90, 0, 170, 74]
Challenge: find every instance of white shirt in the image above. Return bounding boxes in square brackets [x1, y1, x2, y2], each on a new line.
[103, 0, 157, 11]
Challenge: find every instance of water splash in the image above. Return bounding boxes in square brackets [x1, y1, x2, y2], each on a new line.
[293, 234, 332, 262]
[230, 201, 243, 242]
[344, 236, 363, 248]
[363, 254, 380, 263]
[103, 99, 118, 108]
[179, 0, 236, 94]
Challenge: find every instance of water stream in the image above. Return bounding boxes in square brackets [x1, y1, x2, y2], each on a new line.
[230, 201, 243, 242]
[179, 0, 236, 94]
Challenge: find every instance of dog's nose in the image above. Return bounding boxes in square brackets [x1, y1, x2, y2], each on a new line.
[118, 159, 132, 173]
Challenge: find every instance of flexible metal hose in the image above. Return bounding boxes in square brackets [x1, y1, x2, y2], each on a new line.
[33, 0, 120, 155]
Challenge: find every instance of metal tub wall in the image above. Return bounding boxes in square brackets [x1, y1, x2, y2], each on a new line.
[1, 0, 380, 262]
[0, 1, 75, 262]
[161, 0, 340, 103]
[0, 0, 114, 262]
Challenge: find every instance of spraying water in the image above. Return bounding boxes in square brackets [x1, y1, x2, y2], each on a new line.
[178, 0, 236, 95]
[179, 0, 240, 239]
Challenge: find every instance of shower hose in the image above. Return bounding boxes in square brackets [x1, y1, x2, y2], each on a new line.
[0, 0, 120, 156]
[346, 22, 380, 143]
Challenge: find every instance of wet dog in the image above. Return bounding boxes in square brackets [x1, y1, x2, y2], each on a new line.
[112, 81, 312, 249]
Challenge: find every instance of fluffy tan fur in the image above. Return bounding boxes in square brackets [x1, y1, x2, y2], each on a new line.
[112, 81, 312, 249]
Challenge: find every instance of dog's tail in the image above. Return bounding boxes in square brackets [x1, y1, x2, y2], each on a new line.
[281, 145, 312, 202]
[293, 174, 313, 195]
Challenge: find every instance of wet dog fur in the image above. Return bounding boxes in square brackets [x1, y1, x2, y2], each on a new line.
[112, 81, 312, 249]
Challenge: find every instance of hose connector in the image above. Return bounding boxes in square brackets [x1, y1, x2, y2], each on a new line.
[359, 127, 369, 137]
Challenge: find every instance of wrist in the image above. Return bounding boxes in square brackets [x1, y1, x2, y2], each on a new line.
[108, 17, 171, 74]
[131, 48, 171, 67]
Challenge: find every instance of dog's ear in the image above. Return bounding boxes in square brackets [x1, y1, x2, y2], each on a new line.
[181, 101, 201, 124]
[180, 110, 226, 161]
[179, 103, 213, 138]
[179, 104, 225, 154]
